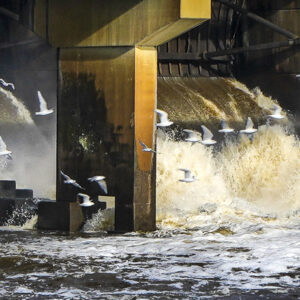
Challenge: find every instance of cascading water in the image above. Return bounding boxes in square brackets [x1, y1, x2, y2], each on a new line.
[0, 87, 56, 198]
[0, 79, 299, 299]
[156, 78, 300, 231]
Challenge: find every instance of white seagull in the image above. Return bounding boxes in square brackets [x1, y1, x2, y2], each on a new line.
[77, 193, 94, 207]
[178, 168, 197, 183]
[35, 91, 54, 115]
[139, 140, 156, 153]
[154, 109, 173, 127]
[183, 129, 201, 145]
[88, 176, 108, 194]
[0, 136, 12, 158]
[218, 120, 234, 133]
[267, 104, 285, 120]
[60, 171, 85, 190]
[201, 125, 217, 145]
[239, 117, 257, 134]
[0, 79, 15, 90]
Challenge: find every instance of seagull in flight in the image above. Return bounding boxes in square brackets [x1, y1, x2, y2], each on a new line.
[218, 120, 234, 133]
[0, 136, 12, 158]
[88, 176, 108, 194]
[139, 140, 155, 153]
[60, 171, 85, 190]
[201, 125, 217, 145]
[267, 104, 285, 120]
[77, 193, 94, 207]
[239, 117, 257, 134]
[178, 168, 197, 183]
[183, 129, 201, 145]
[154, 109, 173, 127]
[35, 91, 54, 115]
[0, 79, 15, 90]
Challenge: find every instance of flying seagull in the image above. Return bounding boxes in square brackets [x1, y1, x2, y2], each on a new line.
[267, 104, 285, 120]
[88, 176, 108, 194]
[154, 109, 173, 127]
[0, 79, 15, 90]
[239, 117, 257, 134]
[60, 171, 85, 190]
[218, 120, 234, 133]
[35, 91, 54, 115]
[0, 136, 12, 158]
[200, 125, 217, 145]
[77, 193, 94, 207]
[178, 168, 197, 183]
[183, 129, 201, 145]
[139, 140, 155, 153]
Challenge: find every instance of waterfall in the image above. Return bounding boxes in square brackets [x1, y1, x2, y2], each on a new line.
[156, 78, 300, 230]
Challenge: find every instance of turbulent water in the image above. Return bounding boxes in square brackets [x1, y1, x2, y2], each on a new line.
[0, 79, 300, 299]
[0, 87, 56, 198]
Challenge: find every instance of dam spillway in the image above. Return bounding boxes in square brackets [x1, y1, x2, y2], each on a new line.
[0, 0, 300, 298]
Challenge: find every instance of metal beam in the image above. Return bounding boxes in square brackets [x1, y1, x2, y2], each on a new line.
[216, 0, 298, 39]
[0, 7, 19, 21]
[204, 38, 300, 58]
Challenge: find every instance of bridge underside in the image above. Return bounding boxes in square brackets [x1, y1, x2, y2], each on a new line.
[32, 0, 210, 231]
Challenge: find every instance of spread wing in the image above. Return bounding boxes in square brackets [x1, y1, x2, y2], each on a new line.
[60, 171, 71, 181]
[72, 182, 85, 190]
[183, 129, 199, 139]
[245, 117, 254, 129]
[0, 136, 7, 152]
[178, 168, 191, 178]
[97, 180, 108, 194]
[37, 91, 48, 111]
[77, 193, 89, 201]
[0, 79, 15, 90]
[139, 139, 147, 149]
[201, 125, 214, 140]
[155, 109, 169, 123]
[273, 104, 282, 115]
[221, 120, 229, 129]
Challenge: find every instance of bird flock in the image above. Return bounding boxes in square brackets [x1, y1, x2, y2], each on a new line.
[152, 105, 285, 183]
[0, 77, 286, 207]
[0, 82, 54, 160]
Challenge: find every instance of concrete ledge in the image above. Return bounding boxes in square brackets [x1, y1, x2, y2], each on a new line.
[0, 180, 16, 198]
[37, 200, 84, 231]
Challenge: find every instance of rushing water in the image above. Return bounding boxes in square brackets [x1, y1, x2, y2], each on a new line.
[0, 79, 300, 299]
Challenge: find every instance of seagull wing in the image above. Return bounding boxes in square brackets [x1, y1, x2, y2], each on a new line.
[139, 139, 147, 149]
[97, 180, 108, 194]
[273, 104, 282, 115]
[0, 136, 7, 151]
[155, 109, 169, 123]
[245, 117, 254, 129]
[37, 91, 48, 111]
[178, 168, 191, 179]
[60, 171, 71, 181]
[77, 193, 89, 201]
[221, 120, 229, 129]
[201, 125, 214, 140]
[72, 181, 85, 190]
[183, 129, 198, 139]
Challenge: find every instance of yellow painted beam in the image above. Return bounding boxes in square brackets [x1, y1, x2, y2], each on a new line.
[35, 0, 211, 47]
[180, 0, 211, 19]
[134, 46, 157, 231]
[135, 47, 157, 172]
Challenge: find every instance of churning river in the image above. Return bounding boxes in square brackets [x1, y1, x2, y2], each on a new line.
[0, 78, 299, 299]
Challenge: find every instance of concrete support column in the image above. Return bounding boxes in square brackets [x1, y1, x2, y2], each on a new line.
[58, 46, 157, 231]
[134, 47, 157, 231]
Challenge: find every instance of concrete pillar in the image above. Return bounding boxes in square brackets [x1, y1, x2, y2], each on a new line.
[34, 0, 211, 232]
